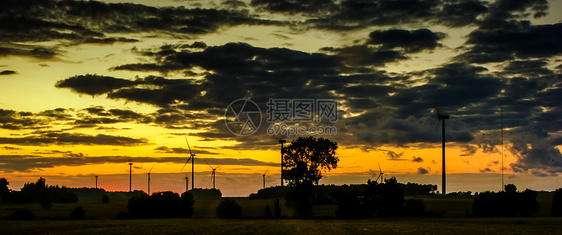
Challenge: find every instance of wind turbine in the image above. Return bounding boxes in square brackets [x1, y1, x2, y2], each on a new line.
[204, 160, 219, 189]
[435, 109, 449, 195]
[376, 163, 384, 184]
[94, 175, 98, 189]
[147, 164, 155, 195]
[181, 136, 196, 190]
[262, 168, 269, 189]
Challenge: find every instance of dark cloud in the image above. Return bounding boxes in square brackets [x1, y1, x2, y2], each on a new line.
[0, 70, 16, 75]
[459, 23, 562, 64]
[250, 0, 337, 15]
[0, 0, 279, 46]
[417, 167, 429, 174]
[0, 131, 148, 146]
[0, 155, 277, 172]
[480, 167, 492, 173]
[367, 29, 445, 53]
[0, 108, 42, 130]
[0, 44, 59, 59]
[153, 146, 218, 155]
[412, 156, 423, 162]
[55, 74, 136, 96]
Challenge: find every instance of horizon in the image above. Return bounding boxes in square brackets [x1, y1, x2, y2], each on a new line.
[1, 0, 562, 197]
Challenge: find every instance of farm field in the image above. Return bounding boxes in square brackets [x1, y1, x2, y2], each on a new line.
[1, 217, 561, 235]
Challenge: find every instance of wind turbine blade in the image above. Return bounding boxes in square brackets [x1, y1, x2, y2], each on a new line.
[148, 164, 156, 173]
[204, 160, 214, 170]
[264, 168, 269, 175]
[185, 136, 194, 156]
[180, 156, 192, 172]
[378, 162, 382, 174]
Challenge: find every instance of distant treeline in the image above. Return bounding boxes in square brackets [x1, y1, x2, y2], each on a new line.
[250, 180, 437, 203]
[0, 178, 77, 209]
[120, 191, 195, 219]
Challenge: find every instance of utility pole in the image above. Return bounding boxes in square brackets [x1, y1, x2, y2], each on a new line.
[279, 140, 286, 187]
[438, 115, 449, 195]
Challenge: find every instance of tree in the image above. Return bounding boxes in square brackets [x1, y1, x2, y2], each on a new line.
[552, 188, 562, 216]
[69, 206, 86, 220]
[0, 178, 9, 203]
[274, 198, 281, 218]
[282, 136, 338, 186]
[216, 198, 243, 219]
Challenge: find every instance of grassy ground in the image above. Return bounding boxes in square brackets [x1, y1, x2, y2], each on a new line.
[0, 192, 556, 219]
[0, 217, 561, 235]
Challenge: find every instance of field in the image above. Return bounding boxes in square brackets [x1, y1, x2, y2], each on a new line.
[0, 192, 559, 234]
[1, 218, 562, 234]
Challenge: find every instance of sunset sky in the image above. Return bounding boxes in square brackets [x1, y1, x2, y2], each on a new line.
[1, 0, 562, 196]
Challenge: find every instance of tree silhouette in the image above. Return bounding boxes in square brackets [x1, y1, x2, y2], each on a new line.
[552, 188, 562, 216]
[69, 206, 86, 220]
[216, 198, 243, 219]
[282, 136, 338, 186]
[0, 178, 9, 203]
[274, 198, 281, 218]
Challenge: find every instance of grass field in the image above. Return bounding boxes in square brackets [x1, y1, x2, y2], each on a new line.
[1, 217, 561, 234]
[0, 192, 556, 219]
[0, 192, 559, 234]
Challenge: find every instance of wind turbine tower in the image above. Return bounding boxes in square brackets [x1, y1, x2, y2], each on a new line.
[279, 140, 286, 187]
[438, 114, 449, 195]
[376, 163, 384, 184]
[204, 160, 219, 189]
[95, 175, 98, 189]
[185, 177, 189, 192]
[147, 164, 155, 195]
[129, 162, 133, 192]
[262, 168, 269, 189]
[181, 136, 196, 190]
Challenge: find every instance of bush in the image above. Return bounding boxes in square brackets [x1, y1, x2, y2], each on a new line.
[7, 209, 36, 221]
[102, 194, 109, 204]
[69, 206, 86, 220]
[473, 185, 540, 217]
[216, 199, 243, 219]
[264, 204, 272, 218]
[552, 188, 562, 216]
[274, 198, 281, 218]
[127, 191, 194, 219]
[285, 181, 314, 218]
[404, 199, 425, 217]
[335, 191, 363, 219]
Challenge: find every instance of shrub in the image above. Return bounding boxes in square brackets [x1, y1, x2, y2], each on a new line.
[127, 191, 194, 219]
[102, 194, 109, 204]
[216, 198, 243, 219]
[404, 199, 425, 217]
[335, 191, 363, 219]
[69, 206, 86, 220]
[7, 209, 36, 221]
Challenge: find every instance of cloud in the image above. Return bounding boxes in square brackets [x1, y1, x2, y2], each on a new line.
[0, 132, 148, 146]
[0, 155, 278, 172]
[412, 156, 423, 163]
[0, 70, 16, 75]
[480, 167, 492, 173]
[367, 29, 445, 53]
[55, 74, 136, 96]
[417, 167, 429, 174]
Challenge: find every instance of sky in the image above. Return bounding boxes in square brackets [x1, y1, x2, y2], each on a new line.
[1, 0, 561, 197]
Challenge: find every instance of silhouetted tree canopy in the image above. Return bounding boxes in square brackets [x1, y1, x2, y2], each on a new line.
[282, 136, 338, 186]
[3, 177, 77, 206]
[473, 185, 540, 217]
[363, 177, 405, 217]
[552, 188, 562, 216]
[69, 206, 86, 220]
[216, 198, 243, 219]
[0, 178, 9, 203]
[127, 191, 194, 219]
